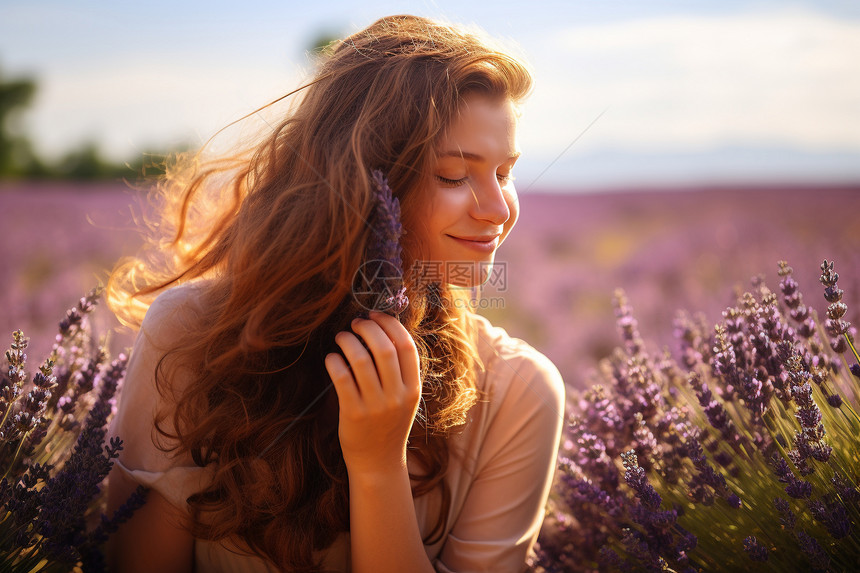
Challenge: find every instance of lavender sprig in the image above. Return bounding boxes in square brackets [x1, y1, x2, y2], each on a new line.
[0, 291, 145, 572]
[358, 169, 408, 318]
[821, 260, 860, 372]
[1, 331, 30, 443]
[820, 260, 854, 353]
[743, 535, 768, 562]
[32, 356, 128, 566]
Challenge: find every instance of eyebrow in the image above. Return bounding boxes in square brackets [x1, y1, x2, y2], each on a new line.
[437, 150, 521, 162]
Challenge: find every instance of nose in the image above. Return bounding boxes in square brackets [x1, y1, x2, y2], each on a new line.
[468, 175, 511, 225]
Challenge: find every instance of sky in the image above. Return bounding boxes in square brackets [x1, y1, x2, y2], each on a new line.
[1, 0, 859, 191]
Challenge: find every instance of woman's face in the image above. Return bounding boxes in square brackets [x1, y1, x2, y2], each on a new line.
[410, 94, 521, 289]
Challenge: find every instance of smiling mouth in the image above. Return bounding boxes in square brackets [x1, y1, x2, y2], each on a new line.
[450, 234, 501, 242]
[448, 234, 500, 251]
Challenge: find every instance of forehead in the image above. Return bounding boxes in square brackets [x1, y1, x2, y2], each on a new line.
[437, 95, 520, 157]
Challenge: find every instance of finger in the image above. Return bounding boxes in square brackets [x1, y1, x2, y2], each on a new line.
[324, 352, 362, 407]
[333, 331, 384, 401]
[368, 311, 421, 393]
[350, 318, 403, 394]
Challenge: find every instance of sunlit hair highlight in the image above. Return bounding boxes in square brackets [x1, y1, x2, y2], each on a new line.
[108, 13, 532, 572]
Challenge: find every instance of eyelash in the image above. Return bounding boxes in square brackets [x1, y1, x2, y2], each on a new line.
[435, 173, 514, 186]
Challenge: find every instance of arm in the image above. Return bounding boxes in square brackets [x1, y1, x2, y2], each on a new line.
[347, 466, 435, 573]
[435, 351, 566, 572]
[104, 289, 200, 572]
[105, 468, 194, 573]
[325, 311, 435, 573]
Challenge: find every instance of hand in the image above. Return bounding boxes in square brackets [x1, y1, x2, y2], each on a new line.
[324, 311, 422, 476]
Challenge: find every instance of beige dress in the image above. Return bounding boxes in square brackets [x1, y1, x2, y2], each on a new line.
[106, 282, 566, 572]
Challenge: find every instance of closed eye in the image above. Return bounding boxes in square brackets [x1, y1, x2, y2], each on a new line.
[436, 175, 467, 186]
[436, 173, 515, 186]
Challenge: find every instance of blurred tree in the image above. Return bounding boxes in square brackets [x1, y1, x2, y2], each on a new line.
[55, 142, 115, 180]
[0, 65, 41, 177]
[306, 27, 343, 61]
[53, 142, 194, 182]
[0, 58, 190, 183]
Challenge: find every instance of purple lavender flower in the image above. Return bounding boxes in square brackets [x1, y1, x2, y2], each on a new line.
[59, 353, 104, 417]
[687, 372, 748, 457]
[820, 259, 854, 353]
[30, 355, 129, 565]
[810, 498, 851, 540]
[613, 354, 665, 422]
[619, 528, 654, 567]
[580, 385, 624, 446]
[613, 290, 644, 356]
[831, 472, 859, 506]
[598, 545, 632, 572]
[743, 535, 768, 561]
[778, 261, 813, 333]
[785, 476, 814, 499]
[0, 286, 149, 571]
[772, 455, 813, 499]
[774, 497, 796, 530]
[621, 450, 661, 510]
[674, 311, 708, 369]
[678, 429, 742, 509]
[357, 169, 408, 317]
[539, 258, 860, 573]
[1, 330, 29, 434]
[795, 530, 830, 572]
[11, 359, 57, 439]
[52, 288, 102, 353]
[632, 413, 659, 467]
[781, 352, 833, 471]
[557, 457, 623, 520]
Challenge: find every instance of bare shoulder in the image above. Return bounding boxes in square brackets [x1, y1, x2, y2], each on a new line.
[117, 281, 211, 457]
[138, 281, 210, 348]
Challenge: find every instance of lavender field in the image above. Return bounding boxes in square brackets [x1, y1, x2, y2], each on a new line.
[491, 184, 860, 391]
[1, 181, 858, 393]
[1, 182, 144, 363]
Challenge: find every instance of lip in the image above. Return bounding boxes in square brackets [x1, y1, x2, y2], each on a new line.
[448, 234, 501, 252]
[455, 234, 501, 242]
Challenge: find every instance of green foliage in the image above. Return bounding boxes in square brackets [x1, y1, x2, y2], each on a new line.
[0, 66, 38, 177]
[0, 59, 184, 182]
[306, 26, 345, 61]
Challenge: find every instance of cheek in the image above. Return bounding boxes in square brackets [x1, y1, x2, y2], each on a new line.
[425, 188, 463, 231]
[402, 192, 440, 258]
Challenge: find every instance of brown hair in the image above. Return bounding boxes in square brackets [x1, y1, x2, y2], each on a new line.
[108, 14, 533, 572]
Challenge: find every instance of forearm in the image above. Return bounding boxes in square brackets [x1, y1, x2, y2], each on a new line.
[348, 466, 436, 573]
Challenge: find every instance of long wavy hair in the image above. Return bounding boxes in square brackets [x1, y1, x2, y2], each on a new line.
[108, 14, 532, 572]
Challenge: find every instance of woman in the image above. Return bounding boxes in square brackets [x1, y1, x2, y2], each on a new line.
[104, 14, 565, 573]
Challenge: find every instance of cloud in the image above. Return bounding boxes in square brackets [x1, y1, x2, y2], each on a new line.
[519, 7, 860, 157]
[24, 55, 306, 162]
[12, 2, 860, 187]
